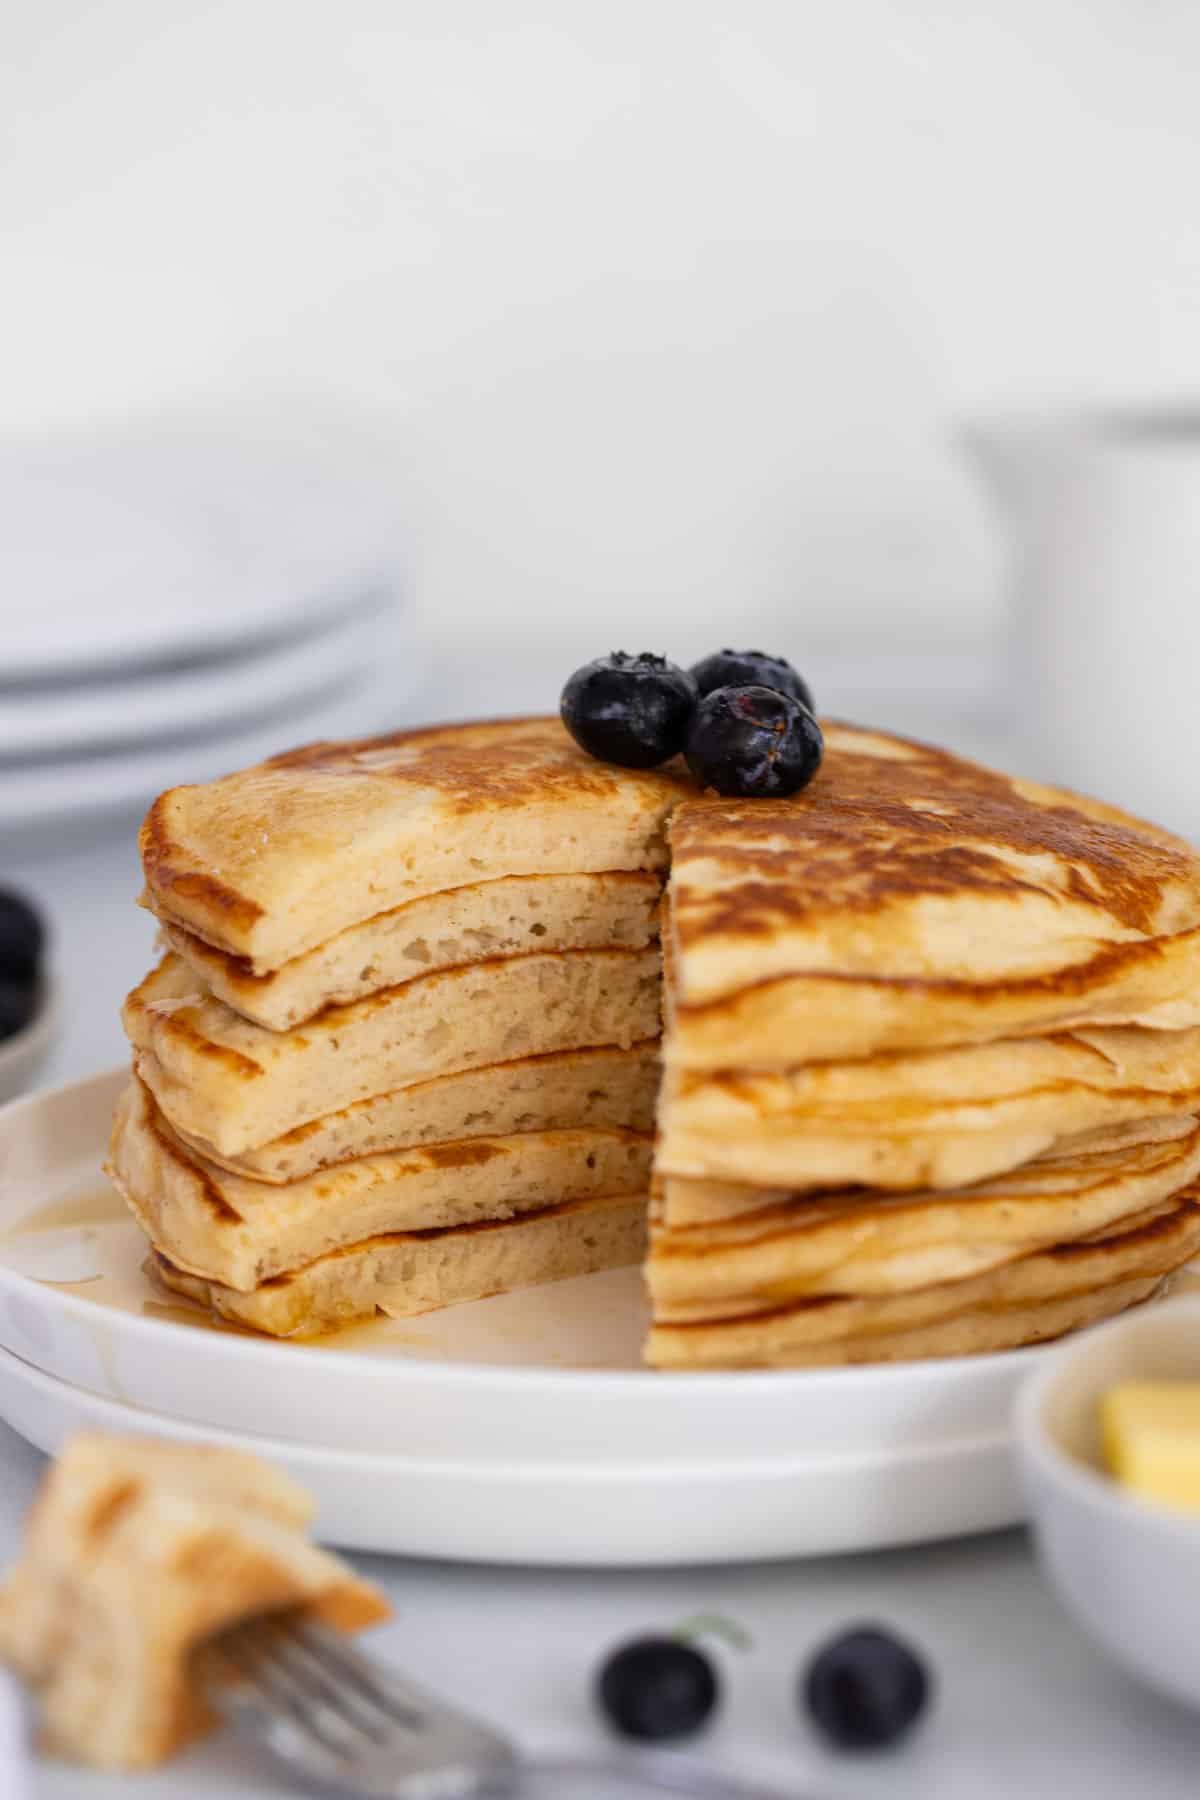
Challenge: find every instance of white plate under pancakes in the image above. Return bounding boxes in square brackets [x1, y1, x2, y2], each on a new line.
[0, 1070, 1058, 1565]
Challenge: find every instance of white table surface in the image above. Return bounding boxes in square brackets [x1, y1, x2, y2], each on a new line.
[5, 692, 1200, 1798]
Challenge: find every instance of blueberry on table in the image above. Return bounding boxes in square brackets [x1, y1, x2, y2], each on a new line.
[690, 648, 815, 715]
[597, 1635, 719, 1741]
[685, 685, 824, 798]
[802, 1625, 931, 1750]
[560, 652, 698, 769]
[0, 889, 44, 985]
[0, 979, 36, 1044]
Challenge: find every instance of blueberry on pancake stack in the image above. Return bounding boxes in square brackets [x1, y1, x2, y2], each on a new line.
[106, 701, 1200, 1363]
[109, 720, 691, 1335]
[647, 724, 1200, 1366]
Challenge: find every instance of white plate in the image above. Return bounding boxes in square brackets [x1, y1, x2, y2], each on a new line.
[0, 1344, 1018, 1565]
[0, 603, 386, 760]
[0, 665, 412, 834]
[0, 1072, 1045, 1563]
[0, 433, 406, 679]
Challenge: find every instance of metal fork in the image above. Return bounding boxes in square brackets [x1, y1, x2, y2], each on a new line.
[198, 1612, 802, 1799]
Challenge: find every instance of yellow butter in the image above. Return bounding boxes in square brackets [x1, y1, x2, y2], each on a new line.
[1101, 1381, 1200, 1512]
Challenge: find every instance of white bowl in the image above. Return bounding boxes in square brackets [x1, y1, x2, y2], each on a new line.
[0, 974, 58, 1105]
[1016, 1296, 1200, 1711]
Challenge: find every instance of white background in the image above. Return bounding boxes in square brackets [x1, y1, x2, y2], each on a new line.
[6, 0, 1200, 676]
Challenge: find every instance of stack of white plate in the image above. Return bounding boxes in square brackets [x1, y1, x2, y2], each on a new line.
[0, 1069, 1049, 1568]
[0, 432, 414, 831]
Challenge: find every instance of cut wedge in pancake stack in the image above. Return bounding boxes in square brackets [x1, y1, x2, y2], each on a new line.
[648, 724, 1200, 1367]
[107, 712, 1200, 1363]
[109, 719, 693, 1334]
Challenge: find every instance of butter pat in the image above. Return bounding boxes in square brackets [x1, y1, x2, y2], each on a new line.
[1102, 1381, 1200, 1512]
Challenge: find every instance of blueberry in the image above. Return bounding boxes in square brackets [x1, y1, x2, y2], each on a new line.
[690, 648, 814, 715]
[685, 685, 824, 798]
[0, 979, 36, 1044]
[597, 1636, 719, 1742]
[561, 653, 698, 769]
[0, 890, 44, 984]
[803, 1626, 931, 1750]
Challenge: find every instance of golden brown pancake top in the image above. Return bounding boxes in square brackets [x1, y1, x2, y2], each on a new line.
[139, 717, 691, 967]
[670, 723, 1198, 951]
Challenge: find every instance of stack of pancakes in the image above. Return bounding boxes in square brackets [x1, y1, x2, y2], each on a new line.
[648, 727, 1200, 1366]
[107, 715, 1200, 1365]
[108, 721, 690, 1334]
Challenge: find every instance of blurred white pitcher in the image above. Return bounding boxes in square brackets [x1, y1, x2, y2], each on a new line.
[963, 411, 1200, 841]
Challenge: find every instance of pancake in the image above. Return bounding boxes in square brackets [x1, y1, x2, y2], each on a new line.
[646, 1196, 1200, 1367]
[651, 1276, 1165, 1369]
[124, 712, 1200, 1365]
[647, 1121, 1200, 1317]
[656, 1024, 1200, 1192]
[125, 947, 662, 1156]
[656, 1115, 1200, 1227]
[0, 1437, 316, 1704]
[0, 1437, 387, 1769]
[168, 1042, 661, 1184]
[666, 723, 1200, 1066]
[107, 1076, 652, 1290]
[140, 717, 692, 972]
[160, 871, 662, 1030]
[152, 1192, 648, 1336]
